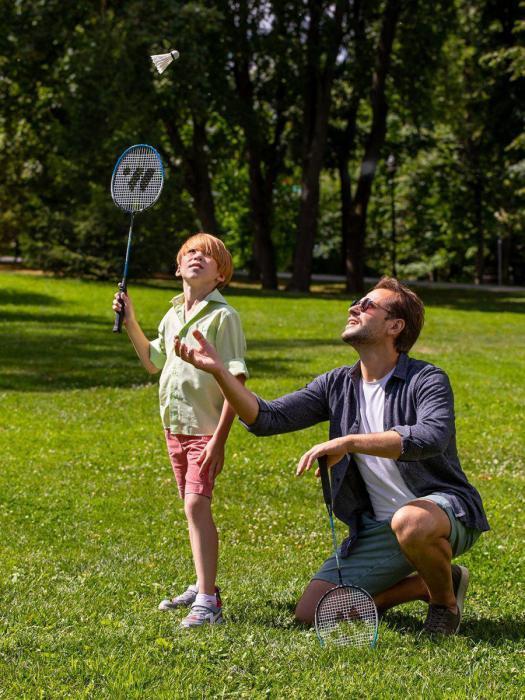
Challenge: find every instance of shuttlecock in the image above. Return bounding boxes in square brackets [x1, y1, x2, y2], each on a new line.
[150, 49, 180, 74]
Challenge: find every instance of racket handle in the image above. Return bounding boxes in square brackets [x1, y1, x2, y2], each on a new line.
[112, 284, 126, 333]
[113, 308, 124, 333]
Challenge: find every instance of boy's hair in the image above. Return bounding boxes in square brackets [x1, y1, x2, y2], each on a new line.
[372, 276, 425, 353]
[177, 233, 233, 288]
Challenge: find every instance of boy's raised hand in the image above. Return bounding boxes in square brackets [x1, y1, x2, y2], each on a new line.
[174, 330, 224, 375]
[112, 291, 136, 325]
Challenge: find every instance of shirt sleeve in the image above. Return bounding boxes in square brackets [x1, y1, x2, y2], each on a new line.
[214, 308, 249, 378]
[390, 368, 456, 461]
[149, 316, 167, 370]
[241, 373, 330, 436]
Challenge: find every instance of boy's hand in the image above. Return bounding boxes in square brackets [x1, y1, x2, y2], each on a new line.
[174, 330, 225, 375]
[112, 291, 136, 325]
[198, 437, 225, 481]
[296, 437, 349, 477]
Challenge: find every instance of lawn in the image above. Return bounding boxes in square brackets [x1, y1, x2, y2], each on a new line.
[0, 271, 524, 699]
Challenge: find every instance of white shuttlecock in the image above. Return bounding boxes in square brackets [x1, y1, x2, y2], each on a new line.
[150, 50, 180, 74]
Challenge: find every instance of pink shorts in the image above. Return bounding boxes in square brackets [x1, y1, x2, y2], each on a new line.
[165, 430, 214, 499]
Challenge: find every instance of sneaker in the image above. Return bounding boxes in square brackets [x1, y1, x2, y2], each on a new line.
[180, 588, 223, 628]
[451, 564, 469, 621]
[158, 584, 198, 611]
[422, 564, 469, 636]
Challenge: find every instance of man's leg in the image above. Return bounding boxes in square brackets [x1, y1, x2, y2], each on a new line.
[295, 513, 416, 625]
[373, 573, 429, 612]
[295, 580, 336, 625]
[390, 499, 456, 610]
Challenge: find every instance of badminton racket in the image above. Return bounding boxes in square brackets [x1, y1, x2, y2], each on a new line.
[314, 457, 379, 648]
[110, 144, 164, 333]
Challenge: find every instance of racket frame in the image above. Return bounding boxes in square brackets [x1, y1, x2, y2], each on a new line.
[110, 144, 164, 333]
[314, 457, 379, 648]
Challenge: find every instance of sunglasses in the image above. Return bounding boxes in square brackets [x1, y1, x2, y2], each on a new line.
[350, 297, 391, 314]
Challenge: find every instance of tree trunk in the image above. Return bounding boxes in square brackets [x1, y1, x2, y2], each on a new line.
[226, 0, 286, 290]
[162, 113, 219, 235]
[345, 0, 401, 293]
[247, 154, 278, 289]
[288, 0, 345, 292]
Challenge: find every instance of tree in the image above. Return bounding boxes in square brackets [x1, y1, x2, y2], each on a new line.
[287, 0, 346, 291]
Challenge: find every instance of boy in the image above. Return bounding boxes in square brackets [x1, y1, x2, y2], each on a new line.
[112, 233, 247, 628]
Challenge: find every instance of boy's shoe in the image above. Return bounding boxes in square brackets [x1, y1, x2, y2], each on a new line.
[423, 564, 469, 636]
[180, 588, 223, 628]
[158, 584, 198, 611]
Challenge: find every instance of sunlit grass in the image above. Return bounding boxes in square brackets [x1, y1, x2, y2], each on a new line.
[0, 272, 524, 698]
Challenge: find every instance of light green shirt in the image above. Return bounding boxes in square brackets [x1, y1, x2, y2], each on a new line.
[149, 288, 248, 435]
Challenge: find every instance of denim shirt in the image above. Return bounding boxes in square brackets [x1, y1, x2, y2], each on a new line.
[243, 353, 489, 554]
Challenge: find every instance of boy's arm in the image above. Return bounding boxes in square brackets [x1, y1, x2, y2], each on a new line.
[112, 292, 160, 374]
[199, 375, 246, 480]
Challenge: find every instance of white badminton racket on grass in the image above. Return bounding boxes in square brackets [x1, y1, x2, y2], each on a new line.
[110, 144, 164, 333]
[314, 457, 379, 648]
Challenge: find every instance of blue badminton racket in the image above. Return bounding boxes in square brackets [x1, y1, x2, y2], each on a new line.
[314, 457, 379, 648]
[110, 144, 164, 333]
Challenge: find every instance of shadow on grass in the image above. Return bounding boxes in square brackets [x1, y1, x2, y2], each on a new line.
[0, 288, 64, 308]
[2, 279, 523, 393]
[140, 279, 525, 312]
[383, 610, 525, 645]
[0, 324, 339, 392]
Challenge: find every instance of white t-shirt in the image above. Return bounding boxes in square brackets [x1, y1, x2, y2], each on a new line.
[353, 368, 416, 521]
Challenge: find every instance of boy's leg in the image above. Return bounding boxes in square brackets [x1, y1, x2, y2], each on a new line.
[184, 493, 218, 595]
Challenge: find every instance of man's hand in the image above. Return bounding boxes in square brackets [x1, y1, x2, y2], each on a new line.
[198, 437, 225, 481]
[296, 437, 350, 477]
[112, 291, 136, 326]
[174, 330, 225, 375]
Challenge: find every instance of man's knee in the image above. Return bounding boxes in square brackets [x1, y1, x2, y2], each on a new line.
[391, 500, 451, 548]
[295, 580, 335, 625]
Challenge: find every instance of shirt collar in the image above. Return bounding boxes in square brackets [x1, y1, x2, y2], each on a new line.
[170, 287, 228, 310]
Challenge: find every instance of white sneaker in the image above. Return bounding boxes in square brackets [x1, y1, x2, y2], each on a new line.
[180, 588, 223, 628]
[158, 584, 198, 611]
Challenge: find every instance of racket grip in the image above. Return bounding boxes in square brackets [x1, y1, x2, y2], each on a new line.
[113, 308, 124, 333]
[112, 285, 126, 333]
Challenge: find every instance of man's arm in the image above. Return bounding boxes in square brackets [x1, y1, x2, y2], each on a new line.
[199, 375, 246, 480]
[112, 292, 159, 374]
[174, 330, 259, 424]
[296, 431, 402, 476]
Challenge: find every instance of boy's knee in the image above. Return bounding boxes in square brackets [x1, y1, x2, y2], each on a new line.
[184, 493, 211, 521]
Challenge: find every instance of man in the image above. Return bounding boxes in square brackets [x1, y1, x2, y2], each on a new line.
[174, 277, 489, 635]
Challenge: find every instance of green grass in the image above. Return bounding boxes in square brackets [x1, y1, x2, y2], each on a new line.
[1, 271, 524, 699]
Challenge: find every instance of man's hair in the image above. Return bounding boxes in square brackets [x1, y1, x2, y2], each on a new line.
[176, 233, 233, 288]
[372, 276, 425, 353]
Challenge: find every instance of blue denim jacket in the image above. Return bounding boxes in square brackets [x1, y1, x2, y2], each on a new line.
[243, 353, 489, 554]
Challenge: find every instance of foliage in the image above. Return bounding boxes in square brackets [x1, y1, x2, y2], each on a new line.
[0, 1, 523, 285]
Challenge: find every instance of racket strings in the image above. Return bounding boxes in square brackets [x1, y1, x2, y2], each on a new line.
[111, 146, 163, 213]
[315, 586, 377, 647]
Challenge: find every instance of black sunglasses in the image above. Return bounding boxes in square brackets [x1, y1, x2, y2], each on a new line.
[350, 297, 391, 314]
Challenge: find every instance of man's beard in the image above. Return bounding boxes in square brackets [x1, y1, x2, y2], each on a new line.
[341, 325, 375, 347]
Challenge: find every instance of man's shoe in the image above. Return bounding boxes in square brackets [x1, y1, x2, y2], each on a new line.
[451, 564, 469, 621]
[158, 584, 198, 611]
[423, 564, 469, 636]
